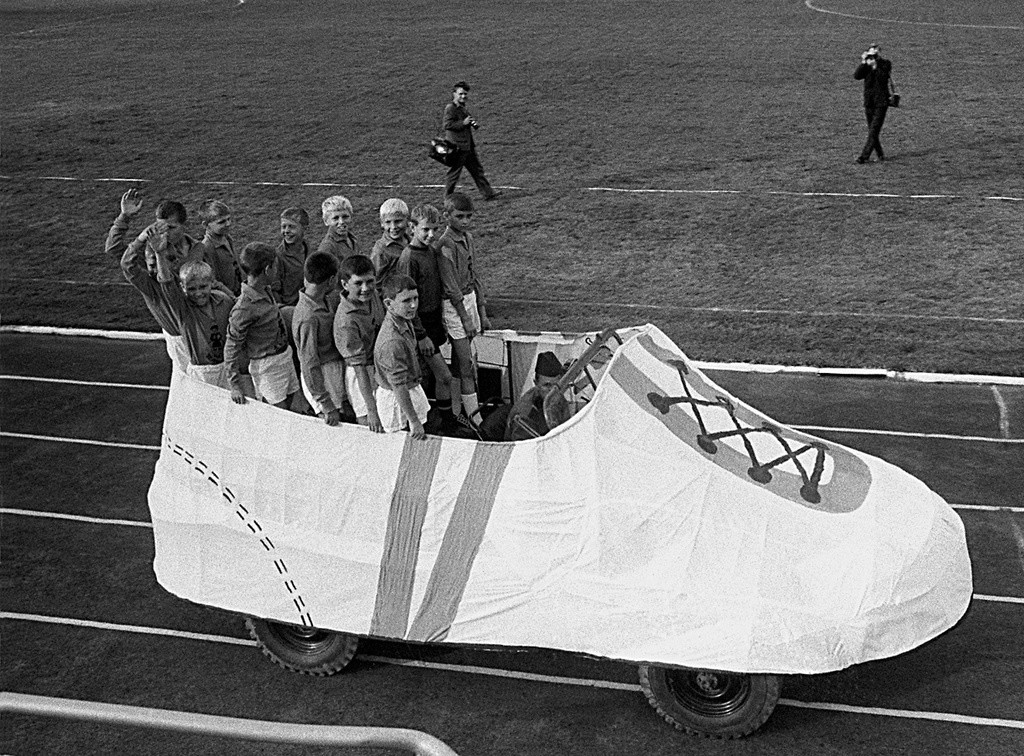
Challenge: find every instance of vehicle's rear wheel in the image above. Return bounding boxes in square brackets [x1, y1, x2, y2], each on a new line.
[638, 665, 780, 738]
[245, 617, 359, 676]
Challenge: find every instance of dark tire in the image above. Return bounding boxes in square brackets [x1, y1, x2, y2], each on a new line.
[245, 617, 359, 677]
[638, 665, 780, 738]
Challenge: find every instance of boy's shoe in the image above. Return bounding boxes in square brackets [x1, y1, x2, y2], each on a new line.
[484, 191, 503, 201]
[454, 411, 483, 439]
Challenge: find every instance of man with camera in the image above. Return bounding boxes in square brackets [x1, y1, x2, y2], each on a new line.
[442, 81, 500, 200]
[853, 44, 897, 164]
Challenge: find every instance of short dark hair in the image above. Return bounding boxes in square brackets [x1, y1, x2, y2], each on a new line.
[303, 251, 338, 284]
[239, 242, 277, 276]
[453, 80, 470, 92]
[340, 254, 375, 281]
[444, 192, 474, 214]
[382, 273, 417, 300]
[155, 200, 187, 224]
[281, 206, 310, 227]
[410, 204, 443, 225]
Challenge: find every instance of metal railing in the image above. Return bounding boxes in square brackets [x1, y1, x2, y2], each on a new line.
[1, 692, 460, 755]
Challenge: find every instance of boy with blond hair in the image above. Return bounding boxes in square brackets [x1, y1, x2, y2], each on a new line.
[398, 203, 458, 431]
[369, 198, 410, 288]
[373, 275, 430, 438]
[155, 256, 237, 389]
[292, 251, 347, 425]
[333, 255, 385, 432]
[268, 206, 311, 306]
[317, 195, 359, 262]
[198, 199, 241, 295]
[436, 191, 491, 432]
[225, 242, 300, 409]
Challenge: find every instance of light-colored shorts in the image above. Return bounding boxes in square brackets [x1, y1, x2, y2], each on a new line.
[375, 384, 430, 433]
[163, 331, 190, 373]
[300, 359, 346, 416]
[441, 290, 480, 341]
[186, 361, 229, 389]
[250, 346, 300, 405]
[345, 364, 378, 419]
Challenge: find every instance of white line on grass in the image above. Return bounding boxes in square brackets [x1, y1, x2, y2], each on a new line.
[1, 173, 1020, 202]
[803, 0, 1024, 30]
[2, 611, 1023, 730]
[0, 431, 159, 451]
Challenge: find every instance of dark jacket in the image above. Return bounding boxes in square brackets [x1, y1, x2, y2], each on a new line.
[854, 59, 892, 105]
[443, 102, 475, 150]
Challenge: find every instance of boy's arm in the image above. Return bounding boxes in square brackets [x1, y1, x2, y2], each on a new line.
[393, 384, 425, 439]
[295, 317, 337, 421]
[120, 227, 158, 294]
[104, 190, 144, 258]
[436, 241, 472, 325]
[224, 302, 252, 403]
[353, 365, 383, 432]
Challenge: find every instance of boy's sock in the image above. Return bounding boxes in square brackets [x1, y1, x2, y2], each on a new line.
[449, 379, 462, 416]
[461, 393, 481, 424]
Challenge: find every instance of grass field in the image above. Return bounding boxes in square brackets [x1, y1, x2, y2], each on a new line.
[2, 0, 1022, 374]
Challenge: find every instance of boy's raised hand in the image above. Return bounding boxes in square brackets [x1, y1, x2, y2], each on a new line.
[120, 189, 143, 217]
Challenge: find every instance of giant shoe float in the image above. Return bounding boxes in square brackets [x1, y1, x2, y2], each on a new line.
[148, 324, 973, 738]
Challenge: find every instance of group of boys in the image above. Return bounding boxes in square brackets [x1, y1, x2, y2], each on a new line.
[107, 188, 499, 440]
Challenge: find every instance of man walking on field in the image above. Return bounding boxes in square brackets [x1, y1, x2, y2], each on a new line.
[854, 43, 897, 164]
[443, 81, 501, 201]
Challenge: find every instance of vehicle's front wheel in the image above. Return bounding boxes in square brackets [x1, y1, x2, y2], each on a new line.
[245, 617, 359, 676]
[638, 665, 780, 738]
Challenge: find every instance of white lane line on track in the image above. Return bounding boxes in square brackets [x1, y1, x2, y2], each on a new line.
[6, 508, 1024, 606]
[5, 328, 1023, 386]
[5, 504, 1024, 522]
[3, 611, 1023, 730]
[803, 0, 1024, 30]
[0, 431, 159, 451]
[0, 612, 255, 646]
[1005, 515, 1024, 581]
[1, 173, 1020, 202]
[0, 508, 152, 528]
[2, 420, 1019, 451]
[973, 594, 1024, 605]
[0, 374, 168, 391]
[991, 386, 1011, 439]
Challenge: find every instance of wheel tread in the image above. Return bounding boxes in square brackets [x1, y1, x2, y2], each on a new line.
[638, 665, 781, 739]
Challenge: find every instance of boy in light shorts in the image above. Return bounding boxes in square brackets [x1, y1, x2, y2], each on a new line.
[150, 247, 235, 390]
[225, 242, 300, 409]
[436, 191, 491, 433]
[333, 255, 385, 432]
[373, 274, 430, 438]
[292, 252, 347, 425]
